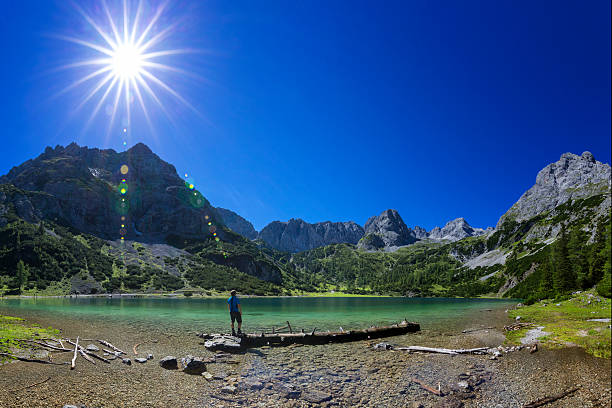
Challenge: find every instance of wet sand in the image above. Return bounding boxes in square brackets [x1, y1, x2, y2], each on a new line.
[0, 308, 610, 407]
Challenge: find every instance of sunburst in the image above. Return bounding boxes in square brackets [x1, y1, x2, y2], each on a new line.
[55, 0, 199, 137]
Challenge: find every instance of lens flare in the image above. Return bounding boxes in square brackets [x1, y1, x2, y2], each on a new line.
[120, 164, 129, 174]
[54, 0, 202, 136]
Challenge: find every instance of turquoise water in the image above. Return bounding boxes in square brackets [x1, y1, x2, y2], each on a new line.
[0, 296, 517, 334]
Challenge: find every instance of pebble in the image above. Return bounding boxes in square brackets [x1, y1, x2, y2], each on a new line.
[85, 344, 99, 352]
[122, 358, 131, 365]
[202, 372, 214, 381]
[221, 385, 237, 394]
[135, 358, 148, 364]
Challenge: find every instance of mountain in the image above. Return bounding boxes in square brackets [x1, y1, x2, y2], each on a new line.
[257, 218, 364, 253]
[291, 151, 611, 298]
[215, 207, 258, 240]
[357, 209, 416, 250]
[0, 143, 223, 242]
[497, 151, 610, 228]
[0, 146, 609, 300]
[427, 218, 489, 241]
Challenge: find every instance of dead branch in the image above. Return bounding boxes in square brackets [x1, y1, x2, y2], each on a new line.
[0, 353, 66, 365]
[98, 339, 125, 355]
[30, 341, 73, 352]
[70, 336, 79, 369]
[412, 377, 443, 396]
[65, 339, 110, 364]
[523, 387, 579, 408]
[462, 327, 494, 333]
[396, 346, 489, 355]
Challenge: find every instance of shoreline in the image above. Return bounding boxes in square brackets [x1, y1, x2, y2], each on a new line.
[0, 305, 609, 407]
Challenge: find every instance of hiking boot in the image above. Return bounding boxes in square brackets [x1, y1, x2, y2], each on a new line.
[237, 329, 242, 336]
[232, 329, 236, 336]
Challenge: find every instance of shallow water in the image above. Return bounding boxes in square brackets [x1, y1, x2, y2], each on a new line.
[0, 296, 517, 334]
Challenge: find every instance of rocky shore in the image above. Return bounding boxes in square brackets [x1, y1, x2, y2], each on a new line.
[0, 309, 610, 408]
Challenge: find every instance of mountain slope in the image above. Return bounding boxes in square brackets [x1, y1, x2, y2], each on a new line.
[215, 207, 258, 240]
[257, 219, 364, 253]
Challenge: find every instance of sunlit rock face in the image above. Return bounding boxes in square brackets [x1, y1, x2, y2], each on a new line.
[358, 209, 417, 250]
[0, 142, 222, 242]
[496, 152, 611, 228]
[428, 218, 487, 242]
[215, 207, 258, 240]
[258, 219, 364, 253]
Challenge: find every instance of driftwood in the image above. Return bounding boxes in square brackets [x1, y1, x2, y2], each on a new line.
[30, 341, 73, 352]
[71, 337, 79, 369]
[98, 340, 125, 355]
[412, 377, 443, 396]
[396, 346, 489, 355]
[204, 322, 421, 351]
[0, 353, 66, 365]
[462, 327, 494, 333]
[133, 342, 144, 355]
[523, 387, 579, 408]
[66, 339, 111, 364]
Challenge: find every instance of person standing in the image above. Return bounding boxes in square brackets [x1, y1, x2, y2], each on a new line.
[228, 290, 242, 336]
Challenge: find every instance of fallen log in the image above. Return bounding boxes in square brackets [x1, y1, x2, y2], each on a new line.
[395, 346, 489, 355]
[203, 321, 420, 351]
[71, 337, 79, 369]
[523, 387, 579, 408]
[412, 377, 443, 396]
[98, 340, 125, 355]
[0, 353, 66, 365]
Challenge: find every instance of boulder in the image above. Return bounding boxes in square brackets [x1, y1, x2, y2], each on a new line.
[302, 389, 332, 404]
[181, 355, 207, 375]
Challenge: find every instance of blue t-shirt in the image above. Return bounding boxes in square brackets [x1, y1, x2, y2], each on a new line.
[228, 296, 240, 313]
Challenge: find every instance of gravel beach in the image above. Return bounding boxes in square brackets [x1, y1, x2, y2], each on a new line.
[0, 308, 610, 408]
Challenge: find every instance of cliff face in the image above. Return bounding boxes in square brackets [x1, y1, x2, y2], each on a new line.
[428, 218, 487, 241]
[215, 207, 258, 240]
[497, 151, 611, 227]
[0, 143, 222, 242]
[257, 218, 364, 253]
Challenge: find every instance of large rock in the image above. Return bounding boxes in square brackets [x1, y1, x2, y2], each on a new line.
[216, 207, 258, 240]
[497, 151, 611, 227]
[181, 355, 207, 375]
[258, 218, 364, 253]
[358, 209, 416, 250]
[159, 356, 178, 370]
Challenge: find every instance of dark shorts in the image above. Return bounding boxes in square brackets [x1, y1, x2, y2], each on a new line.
[230, 311, 242, 324]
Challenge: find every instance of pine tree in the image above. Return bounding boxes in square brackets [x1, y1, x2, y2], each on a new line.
[553, 224, 575, 294]
[16, 260, 29, 292]
[588, 222, 607, 286]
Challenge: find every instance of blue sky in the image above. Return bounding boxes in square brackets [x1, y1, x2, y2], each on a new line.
[0, 0, 610, 231]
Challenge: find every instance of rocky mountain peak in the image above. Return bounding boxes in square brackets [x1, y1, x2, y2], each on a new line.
[358, 209, 417, 250]
[497, 151, 611, 227]
[429, 217, 486, 241]
[0, 142, 221, 242]
[257, 218, 364, 253]
[215, 207, 258, 240]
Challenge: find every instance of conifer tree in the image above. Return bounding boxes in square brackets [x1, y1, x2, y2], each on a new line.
[553, 224, 575, 294]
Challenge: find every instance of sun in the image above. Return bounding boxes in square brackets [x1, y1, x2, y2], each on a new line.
[112, 43, 143, 80]
[55, 0, 200, 137]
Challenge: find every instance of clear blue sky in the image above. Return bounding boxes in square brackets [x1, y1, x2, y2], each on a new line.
[1, 0, 610, 231]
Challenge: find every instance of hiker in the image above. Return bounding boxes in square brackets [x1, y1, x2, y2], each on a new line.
[228, 290, 242, 336]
